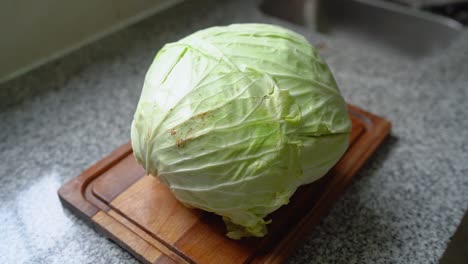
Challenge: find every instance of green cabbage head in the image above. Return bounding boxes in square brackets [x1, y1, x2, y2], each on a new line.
[131, 24, 351, 239]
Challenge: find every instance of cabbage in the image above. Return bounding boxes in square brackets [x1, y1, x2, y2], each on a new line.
[131, 24, 351, 239]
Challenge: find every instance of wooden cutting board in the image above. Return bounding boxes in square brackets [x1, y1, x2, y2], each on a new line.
[58, 104, 390, 264]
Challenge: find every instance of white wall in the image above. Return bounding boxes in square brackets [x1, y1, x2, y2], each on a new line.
[0, 0, 182, 83]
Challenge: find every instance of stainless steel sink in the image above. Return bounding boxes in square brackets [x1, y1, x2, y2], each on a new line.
[260, 0, 464, 57]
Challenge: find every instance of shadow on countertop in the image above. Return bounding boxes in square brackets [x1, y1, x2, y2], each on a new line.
[439, 209, 468, 264]
[287, 135, 401, 264]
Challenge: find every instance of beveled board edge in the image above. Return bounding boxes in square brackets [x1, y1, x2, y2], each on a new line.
[93, 211, 164, 264]
[58, 142, 133, 220]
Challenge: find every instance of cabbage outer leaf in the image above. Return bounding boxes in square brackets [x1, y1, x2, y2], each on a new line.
[131, 24, 351, 239]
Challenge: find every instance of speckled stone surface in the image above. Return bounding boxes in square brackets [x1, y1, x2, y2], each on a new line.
[1, 0, 467, 263]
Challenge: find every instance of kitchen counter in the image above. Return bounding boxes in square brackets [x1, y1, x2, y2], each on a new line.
[1, 0, 467, 263]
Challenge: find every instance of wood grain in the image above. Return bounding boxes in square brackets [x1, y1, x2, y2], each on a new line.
[110, 176, 204, 245]
[107, 210, 190, 264]
[58, 104, 391, 264]
[93, 211, 163, 263]
[93, 154, 146, 204]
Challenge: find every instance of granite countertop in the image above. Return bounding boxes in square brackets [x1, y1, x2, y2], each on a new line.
[1, 0, 467, 263]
